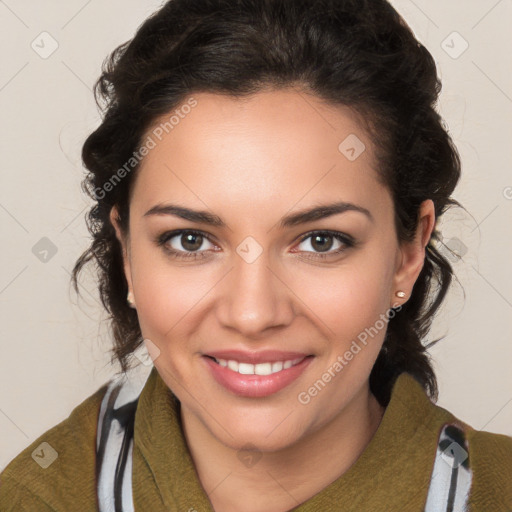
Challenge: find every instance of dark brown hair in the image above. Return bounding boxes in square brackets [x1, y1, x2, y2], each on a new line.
[72, 0, 463, 406]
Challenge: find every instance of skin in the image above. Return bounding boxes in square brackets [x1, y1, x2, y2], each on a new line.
[110, 87, 435, 512]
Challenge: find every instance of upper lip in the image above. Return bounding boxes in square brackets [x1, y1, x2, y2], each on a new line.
[204, 350, 311, 364]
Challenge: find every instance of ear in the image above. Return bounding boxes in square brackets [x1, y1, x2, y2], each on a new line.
[391, 199, 436, 307]
[109, 205, 134, 297]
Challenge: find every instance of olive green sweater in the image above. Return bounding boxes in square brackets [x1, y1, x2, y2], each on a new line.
[1, 368, 511, 511]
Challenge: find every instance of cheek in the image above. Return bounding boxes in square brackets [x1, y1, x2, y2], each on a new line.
[295, 257, 395, 341]
[130, 230, 396, 350]
[129, 246, 209, 343]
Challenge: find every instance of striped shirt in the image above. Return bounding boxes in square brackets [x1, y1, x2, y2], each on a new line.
[96, 369, 473, 512]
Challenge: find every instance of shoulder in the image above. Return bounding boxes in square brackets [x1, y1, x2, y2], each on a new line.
[394, 373, 512, 508]
[0, 381, 110, 511]
[429, 400, 512, 509]
[466, 426, 512, 462]
[464, 426, 512, 509]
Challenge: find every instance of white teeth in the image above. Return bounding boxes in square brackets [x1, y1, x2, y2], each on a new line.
[227, 360, 239, 372]
[238, 362, 254, 375]
[271, 361, 283, 373]
[254, 362, 272, 375]
[215, 357, 304, 375]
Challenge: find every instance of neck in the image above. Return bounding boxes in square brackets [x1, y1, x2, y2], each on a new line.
[180, 384, 385, 512]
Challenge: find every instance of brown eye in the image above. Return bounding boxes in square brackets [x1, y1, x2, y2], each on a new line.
[310, 233, 335, 252]
[156, 230, 216, 260]
[293, 231, 356, 259]
[179, 232, 204, 252]
[295, 231, 354, 258]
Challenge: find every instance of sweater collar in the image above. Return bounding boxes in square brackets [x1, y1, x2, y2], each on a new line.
[133, 367, 450, 511]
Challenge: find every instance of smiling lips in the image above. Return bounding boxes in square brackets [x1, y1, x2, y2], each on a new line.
[203, 350, 314, 398]
[215, 357, 305, 375]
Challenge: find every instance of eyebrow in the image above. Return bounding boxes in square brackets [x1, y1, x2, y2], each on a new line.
[143, 201, 374, 228]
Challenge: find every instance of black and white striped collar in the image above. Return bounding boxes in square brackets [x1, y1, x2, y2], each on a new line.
[95, 368, 472, 511]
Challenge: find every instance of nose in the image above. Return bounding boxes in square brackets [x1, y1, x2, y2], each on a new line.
[215, 251, 295, 338]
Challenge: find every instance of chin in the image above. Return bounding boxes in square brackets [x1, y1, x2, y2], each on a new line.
[204, 408, 310, 453]
[221, 428, 303, 454]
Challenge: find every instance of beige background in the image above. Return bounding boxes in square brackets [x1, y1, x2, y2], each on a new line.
[1, 0, 511, 470]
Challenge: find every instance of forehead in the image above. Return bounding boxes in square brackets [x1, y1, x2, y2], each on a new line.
[131, 89, 390, 220]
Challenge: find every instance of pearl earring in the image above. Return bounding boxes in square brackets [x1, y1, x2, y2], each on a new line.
[395, 291, 406, 298]
[127, 291, 136, 308]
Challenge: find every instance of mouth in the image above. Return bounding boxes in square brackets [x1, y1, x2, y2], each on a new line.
[204, 355, 307, 375]
[202, 351, 314, 398]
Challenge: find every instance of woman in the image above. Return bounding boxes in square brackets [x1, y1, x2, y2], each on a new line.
[1, 0, 510, 510]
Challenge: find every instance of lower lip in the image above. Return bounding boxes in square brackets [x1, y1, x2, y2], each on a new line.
[203, 356, 313, 398]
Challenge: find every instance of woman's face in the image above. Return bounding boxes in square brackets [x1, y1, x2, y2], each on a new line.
[111, 88, 433, 452]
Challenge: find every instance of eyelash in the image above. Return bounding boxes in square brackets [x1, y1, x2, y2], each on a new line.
[155, 229, 356, 261]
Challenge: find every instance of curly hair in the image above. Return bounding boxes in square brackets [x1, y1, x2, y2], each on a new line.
[72, 0, 463, 406]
